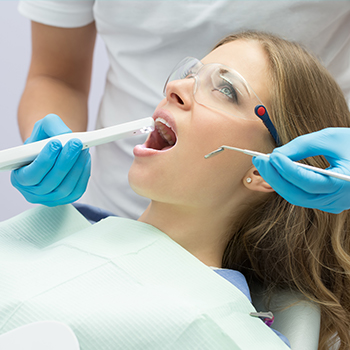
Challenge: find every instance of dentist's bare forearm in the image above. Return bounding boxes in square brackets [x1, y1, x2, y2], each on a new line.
[18, 76, 89, 141]
[18, 21, 97, 141]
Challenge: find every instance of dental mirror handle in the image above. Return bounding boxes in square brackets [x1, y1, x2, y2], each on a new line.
[0, 117, 154, 172]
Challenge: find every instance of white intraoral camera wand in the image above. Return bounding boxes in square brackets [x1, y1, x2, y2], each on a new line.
[205, 145, 350, 183]
[0, 117, 154, 172]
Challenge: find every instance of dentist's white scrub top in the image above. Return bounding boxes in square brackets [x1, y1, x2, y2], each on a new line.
[18, 1, 350, 219]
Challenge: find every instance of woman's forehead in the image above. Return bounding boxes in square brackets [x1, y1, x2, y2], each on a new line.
[201, 40, 271, 103]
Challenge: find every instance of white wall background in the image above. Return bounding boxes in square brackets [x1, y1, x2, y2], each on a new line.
[0, 1, 109, 221]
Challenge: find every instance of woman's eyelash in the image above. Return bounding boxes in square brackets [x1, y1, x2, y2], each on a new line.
[181, 68, 195, 79]
[218, 84, 238, 102]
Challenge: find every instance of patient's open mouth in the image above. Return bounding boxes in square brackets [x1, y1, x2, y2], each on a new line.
[146, 117, 177, 151]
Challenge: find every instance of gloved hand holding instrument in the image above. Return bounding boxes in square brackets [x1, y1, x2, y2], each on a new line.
[252, 128, 350, 214]
[11, 114, 89, 207]
[205, 128, 350, 214]
[5, 114, 154, 207]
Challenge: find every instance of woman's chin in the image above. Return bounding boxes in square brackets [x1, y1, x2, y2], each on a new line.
[128, 164, 153, 199]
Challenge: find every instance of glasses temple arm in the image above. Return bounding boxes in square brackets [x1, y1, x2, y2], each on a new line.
[254, 105, 281, 146]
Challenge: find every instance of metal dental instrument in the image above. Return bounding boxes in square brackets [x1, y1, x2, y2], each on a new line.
[0, 117, 154, 172]
[205, 145, 350, 183]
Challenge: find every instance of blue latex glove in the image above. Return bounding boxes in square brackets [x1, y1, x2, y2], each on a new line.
[11, 114, 91, 206]
[252, 128, 350, 214]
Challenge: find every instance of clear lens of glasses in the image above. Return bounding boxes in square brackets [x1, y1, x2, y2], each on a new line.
[163, 57, 262, 121]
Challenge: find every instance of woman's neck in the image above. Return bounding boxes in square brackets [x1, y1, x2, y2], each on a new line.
[138, 201, 236, 268]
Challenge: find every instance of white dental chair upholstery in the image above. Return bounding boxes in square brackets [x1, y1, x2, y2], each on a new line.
[0, 321, 80, 350]
[251, 282, 321, 350]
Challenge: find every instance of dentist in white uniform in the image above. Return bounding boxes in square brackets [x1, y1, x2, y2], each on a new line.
[12, 1, 350, 216]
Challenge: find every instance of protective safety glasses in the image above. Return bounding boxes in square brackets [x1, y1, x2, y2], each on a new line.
[163, 57, 280, 146]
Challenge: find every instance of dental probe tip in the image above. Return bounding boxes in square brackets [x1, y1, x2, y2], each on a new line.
[204, 147, 224, 159]
[204, 145, 270, 159]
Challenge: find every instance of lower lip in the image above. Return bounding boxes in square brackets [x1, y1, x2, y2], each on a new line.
[133, 144, 173, 157]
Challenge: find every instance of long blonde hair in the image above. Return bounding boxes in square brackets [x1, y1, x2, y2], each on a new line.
[216, 32, 350, 350]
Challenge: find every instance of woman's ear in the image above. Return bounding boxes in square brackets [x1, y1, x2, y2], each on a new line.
[243, 167, 275, 193]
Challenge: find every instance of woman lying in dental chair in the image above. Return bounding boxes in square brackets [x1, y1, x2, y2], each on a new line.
[2, 31, 350, 350]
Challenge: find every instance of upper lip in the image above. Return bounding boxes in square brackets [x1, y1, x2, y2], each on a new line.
[152, 109, 177, 136]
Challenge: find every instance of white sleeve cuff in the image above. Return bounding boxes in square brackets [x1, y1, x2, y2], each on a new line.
[18, 1, 95, 28]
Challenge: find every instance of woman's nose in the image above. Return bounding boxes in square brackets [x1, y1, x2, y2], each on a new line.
[165, 78, 194, 110]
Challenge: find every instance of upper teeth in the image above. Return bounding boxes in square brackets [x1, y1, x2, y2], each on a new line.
[155, 117, 175, 146]
[155, 117, 171, 128]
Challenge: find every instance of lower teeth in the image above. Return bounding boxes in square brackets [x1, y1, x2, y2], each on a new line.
[156, 125, 175, 146]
